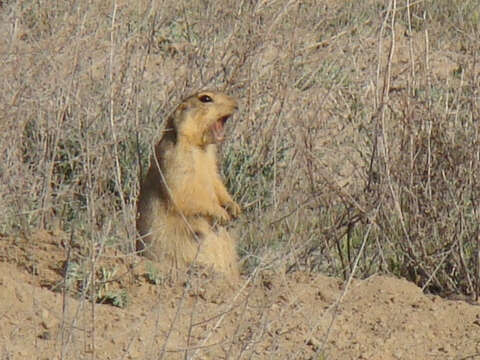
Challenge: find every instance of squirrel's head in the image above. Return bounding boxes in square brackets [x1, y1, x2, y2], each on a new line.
[171, 91, 238, 146]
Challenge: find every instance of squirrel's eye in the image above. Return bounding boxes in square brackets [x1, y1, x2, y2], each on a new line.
[199, 95, 213, 103]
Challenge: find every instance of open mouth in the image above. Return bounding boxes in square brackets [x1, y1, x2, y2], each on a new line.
[211, 115, 230, 142]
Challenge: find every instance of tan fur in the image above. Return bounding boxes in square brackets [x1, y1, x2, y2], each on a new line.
[136, 91, 241, 279]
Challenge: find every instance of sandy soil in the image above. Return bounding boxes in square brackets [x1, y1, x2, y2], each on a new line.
[1, 230, 479, 360]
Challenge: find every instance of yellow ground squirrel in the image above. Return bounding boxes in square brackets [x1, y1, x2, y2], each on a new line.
[136, 91, 241, 279]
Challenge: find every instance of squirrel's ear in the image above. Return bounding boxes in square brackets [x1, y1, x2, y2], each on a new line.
[173, 103, 187, 119]
[176, 103, 187, 112]
[178, 102, 193, 113]
[170, 103, 190, 128]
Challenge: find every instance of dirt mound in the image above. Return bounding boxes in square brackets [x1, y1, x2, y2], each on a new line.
[1, 231, 479, 359]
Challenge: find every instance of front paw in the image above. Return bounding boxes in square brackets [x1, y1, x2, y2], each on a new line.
[225, 201, 241, 218]
[215, 207, 231, 224]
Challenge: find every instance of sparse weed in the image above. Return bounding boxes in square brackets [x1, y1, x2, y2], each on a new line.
[145, 261, 165, 285]
[97, 266, 129, 308]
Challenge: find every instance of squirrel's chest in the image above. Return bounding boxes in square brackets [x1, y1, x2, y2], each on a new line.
[190, 148, 216, 178]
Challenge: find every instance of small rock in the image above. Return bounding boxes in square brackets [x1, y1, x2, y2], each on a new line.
[41, 309, 58, 329]
[38, 330, 51, 340]
[15, 287, 25, 302]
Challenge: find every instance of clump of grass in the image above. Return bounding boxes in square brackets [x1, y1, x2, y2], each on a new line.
[145, 261, 165, 285]
[97, 266, 129, 308]
[372, 83, 480, 295]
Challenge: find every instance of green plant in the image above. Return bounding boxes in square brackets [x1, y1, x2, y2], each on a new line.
[145, 261, 164, 285]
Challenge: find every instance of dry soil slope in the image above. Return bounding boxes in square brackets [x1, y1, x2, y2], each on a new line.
[0, 231, 479, 360]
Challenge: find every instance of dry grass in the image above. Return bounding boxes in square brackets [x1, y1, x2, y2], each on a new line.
[1, 0, 479, 306]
